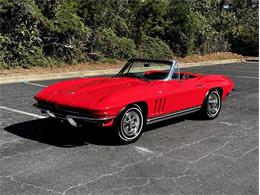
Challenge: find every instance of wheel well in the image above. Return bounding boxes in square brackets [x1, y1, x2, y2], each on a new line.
[202, 87, 223, 105]
[213, 87, 223, 98]
[132, 101, 148, 118]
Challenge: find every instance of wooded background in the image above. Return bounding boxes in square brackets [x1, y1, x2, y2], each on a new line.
[0, 0, 258, 68]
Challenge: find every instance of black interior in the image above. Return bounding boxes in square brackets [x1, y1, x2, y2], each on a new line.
[143, 71, 197, 80]
[143, 72, 168, 80]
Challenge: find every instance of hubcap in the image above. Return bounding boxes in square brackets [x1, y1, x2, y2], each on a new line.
[207, 92, 220, 116]
[120, 107, 143, 141]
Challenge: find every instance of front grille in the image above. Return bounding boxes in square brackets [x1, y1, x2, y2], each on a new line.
[37, 101, 95, 118]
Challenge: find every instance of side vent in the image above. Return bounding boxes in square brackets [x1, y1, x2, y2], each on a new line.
[153, 98, 166, 115]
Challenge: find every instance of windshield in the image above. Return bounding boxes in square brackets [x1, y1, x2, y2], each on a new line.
[116, 60, 172, 80]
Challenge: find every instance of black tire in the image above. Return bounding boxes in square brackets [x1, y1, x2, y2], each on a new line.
[200, 90, 222, 119]
[114, 104, 145, 143]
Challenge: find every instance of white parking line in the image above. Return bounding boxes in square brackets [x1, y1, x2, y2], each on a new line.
[23, 81, 47, 87]
[135, 146, 154, 154]
[0, 106, 46, 119]
[229, 75, 258, 80]
[220, 121, 233, 126]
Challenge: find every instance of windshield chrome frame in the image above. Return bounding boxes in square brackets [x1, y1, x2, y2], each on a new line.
[164, 60, 179, 81]
[116, 59, 179, 81]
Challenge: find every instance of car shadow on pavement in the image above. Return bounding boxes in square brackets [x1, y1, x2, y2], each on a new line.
[4, 118, 120, 147]
[4, 114, 203, 147]
[145, 112, 205, 132]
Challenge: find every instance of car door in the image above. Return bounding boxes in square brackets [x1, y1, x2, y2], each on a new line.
[161, 77, 206, 114]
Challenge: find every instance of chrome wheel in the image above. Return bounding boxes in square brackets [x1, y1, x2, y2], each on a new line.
[122, 111, 141, 136]
[207, 91, 221, 117]
[118, 106, 144, 142]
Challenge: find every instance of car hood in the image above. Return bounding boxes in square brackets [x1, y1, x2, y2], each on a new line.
[35, 76, 147, 109]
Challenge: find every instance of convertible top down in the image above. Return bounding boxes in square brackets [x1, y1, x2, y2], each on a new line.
[34, 59, 234, 143]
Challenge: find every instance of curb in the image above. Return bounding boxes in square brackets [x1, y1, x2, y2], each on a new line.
[0, 59, 245, 84]
[245, 56, 259, 62]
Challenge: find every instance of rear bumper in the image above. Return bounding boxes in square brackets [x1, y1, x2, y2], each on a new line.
[33, 103, 114, 127]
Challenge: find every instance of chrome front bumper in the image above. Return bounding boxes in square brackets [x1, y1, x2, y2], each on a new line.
[33, 103, 114, 127]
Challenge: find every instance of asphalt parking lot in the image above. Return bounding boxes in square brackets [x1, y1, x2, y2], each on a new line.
[0, 62, 258, 195]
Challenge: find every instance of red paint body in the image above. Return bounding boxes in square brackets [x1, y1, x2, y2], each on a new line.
[35, 71, 234, 126]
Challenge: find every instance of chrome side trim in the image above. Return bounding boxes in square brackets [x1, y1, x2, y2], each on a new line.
[147, 106, 201, 124]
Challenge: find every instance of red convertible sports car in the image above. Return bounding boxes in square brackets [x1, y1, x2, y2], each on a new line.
[34, 59, 234, 143]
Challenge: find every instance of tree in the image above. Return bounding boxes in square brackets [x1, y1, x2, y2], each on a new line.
[0, 0, 258, 68]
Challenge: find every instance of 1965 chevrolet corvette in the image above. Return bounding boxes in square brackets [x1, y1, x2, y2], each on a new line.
[34, 59, 234, 143]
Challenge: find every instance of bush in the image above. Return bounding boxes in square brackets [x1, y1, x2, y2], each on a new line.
[0, 48, 9, 69]
[136, 36, 173, 59]
[229, 25, 258, 56]
[93, 28, 136, 59]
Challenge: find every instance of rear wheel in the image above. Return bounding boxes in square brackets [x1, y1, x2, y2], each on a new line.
[201, 90, 222, 119]
[115, 105, 145, 143]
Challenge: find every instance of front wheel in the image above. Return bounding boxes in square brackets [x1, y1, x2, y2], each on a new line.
[201, 90, 222, 119]
[115, 105, 145, 143]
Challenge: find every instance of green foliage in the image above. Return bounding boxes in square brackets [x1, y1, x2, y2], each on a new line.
[0, 0, 258, 68]
[93, 28, 136, 59]
[228, 1, 259, 56]
[136, 36, 173, 59]
[164, 1, 197, 56]
[230, 25, 258, 56]
[0, 0, 49, 67]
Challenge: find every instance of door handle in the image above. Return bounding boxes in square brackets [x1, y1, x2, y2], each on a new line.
[196, 84, 203, 87]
